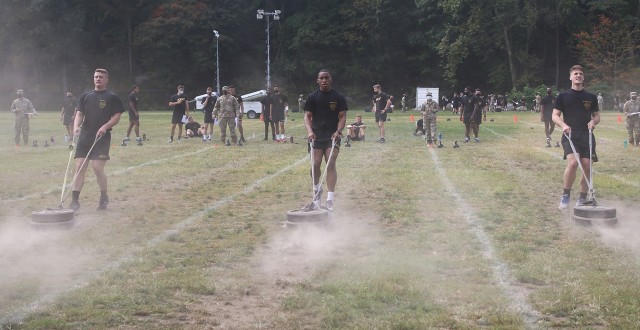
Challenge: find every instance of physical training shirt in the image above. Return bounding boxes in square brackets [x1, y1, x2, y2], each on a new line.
[129, 92, 138, 111]
[541, 94, 555, 114]
[77, 90, 125, 131]
[555, 89, 599, 132]
[170, 93, 188, 114]
[305, 89, 348, 142]
[202, 95, 216, 114]
[270, 93, 287, 115]
[373, 92, 389, 113]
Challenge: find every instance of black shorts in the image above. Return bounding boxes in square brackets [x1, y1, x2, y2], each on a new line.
[562, 130, 597, 162]
[172, 111, 185, 124]
[463, 112, 473, 124]
[129, 111, 139, 121]
[75, 130, 112, 160]
[309, 138, 341, 152]
[204, 112, 214, 124]
[542, 111, 553, 122]
[272, 110, 285, 122]
[375, 112, 387, 122]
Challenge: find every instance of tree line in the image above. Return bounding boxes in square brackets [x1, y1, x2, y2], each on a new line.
[1, 0, 638, 110]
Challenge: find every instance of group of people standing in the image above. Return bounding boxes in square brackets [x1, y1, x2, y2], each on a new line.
[260, 85, 289, 142]
[167, 84, 248, 145]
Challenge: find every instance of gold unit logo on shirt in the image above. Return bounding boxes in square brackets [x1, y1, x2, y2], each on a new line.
[583, 101, 592, 110]
[99, 99, 106, 109]
[330, 102, 337, 111]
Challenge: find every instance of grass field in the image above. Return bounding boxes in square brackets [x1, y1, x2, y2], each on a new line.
[1, 108, 639, 329]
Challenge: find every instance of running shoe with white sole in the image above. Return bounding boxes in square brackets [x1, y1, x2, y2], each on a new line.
[558, 194, 570, 210]
[326, 200, 334, 212]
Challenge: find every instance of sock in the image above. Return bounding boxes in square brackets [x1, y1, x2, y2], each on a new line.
[563, 188, 571, 196]
[327, 191, 335, 201]
[579, 192, 587, 200]
[314, 184, 321, 191]
[72, 190, 80, 202]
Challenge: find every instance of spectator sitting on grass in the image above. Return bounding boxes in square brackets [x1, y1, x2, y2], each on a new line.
[185, 116, 203, 138]
[347, 114, 366, 141]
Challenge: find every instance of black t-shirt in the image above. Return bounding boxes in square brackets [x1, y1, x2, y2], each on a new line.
[373, 92, 389, 113]
[171, 93, 188, 114]
[270, 93, 287, 114]
[233, 94, 243, 114]
[185, 121, 201, 132]
[78, 90, 125, 131]
[555, 89, 599, 132]
[304, 89, 348, 141]
[202, 94, 216, 114]
[461, 94, 476, 113]
[474, 96, 486, 111]
[260, 94, 271, 110]
[62, 96, 77, 117]
[541, 94, 555, 114]
[129, 92, 138, 111]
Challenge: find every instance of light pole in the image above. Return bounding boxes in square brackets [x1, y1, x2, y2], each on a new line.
[213, 29, 220, 95]
[256, 9, 281, 89]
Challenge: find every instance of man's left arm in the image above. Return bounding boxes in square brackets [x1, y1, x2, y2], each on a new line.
[28, 100, 37, 114]
[589, 111, 600, 130]
[332, 111, 347, 140]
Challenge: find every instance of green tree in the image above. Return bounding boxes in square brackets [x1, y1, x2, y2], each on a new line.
[573, 15, 640, 90]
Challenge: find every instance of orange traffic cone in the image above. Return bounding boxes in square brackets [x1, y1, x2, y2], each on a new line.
[513, 115, 518, 123]
[410, 114, 414, 122]
[618, 114, 622, 123]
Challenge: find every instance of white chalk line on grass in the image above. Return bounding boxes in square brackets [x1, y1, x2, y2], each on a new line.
[1, 146, 216, 205]
[0, 155, 308, 326]
[485, 126, 640, 189]
[428, 148, 540, 328]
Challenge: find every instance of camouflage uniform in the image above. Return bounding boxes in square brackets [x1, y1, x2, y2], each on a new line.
[213, 87, 241, 143]
[420, 97, 439, 144]
[10, 91, 36, 146]
[623, 92, 640, 146]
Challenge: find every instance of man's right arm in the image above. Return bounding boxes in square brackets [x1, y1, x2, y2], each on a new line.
[304, 111, 315, 141]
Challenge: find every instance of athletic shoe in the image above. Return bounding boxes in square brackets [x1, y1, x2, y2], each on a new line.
[124, 137, 130, 142]
[70, 200, 80, 212]
[97, 194, 109, 211]
[326, 200, 334, 212]
[558, 194, 570, 210]
[167, 137, 173, 143]
[378, 137, 385, 143]
[240, 136, 246, 143]
[575, 197, 587, 207]
[303, 201, 320, 211]
[263, 137, 268, 141]
[464, 137, 470, 143]
[474, 137, 479, 143]
[314, 187, 323, 202]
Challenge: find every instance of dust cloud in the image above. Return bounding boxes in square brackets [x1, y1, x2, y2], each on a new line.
[258, 211, 382, 281]
[591, 201, 640, 253]
[0, 214, 97, 324]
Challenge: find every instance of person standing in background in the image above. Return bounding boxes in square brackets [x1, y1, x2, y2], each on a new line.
[11, 89, 37, 148]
